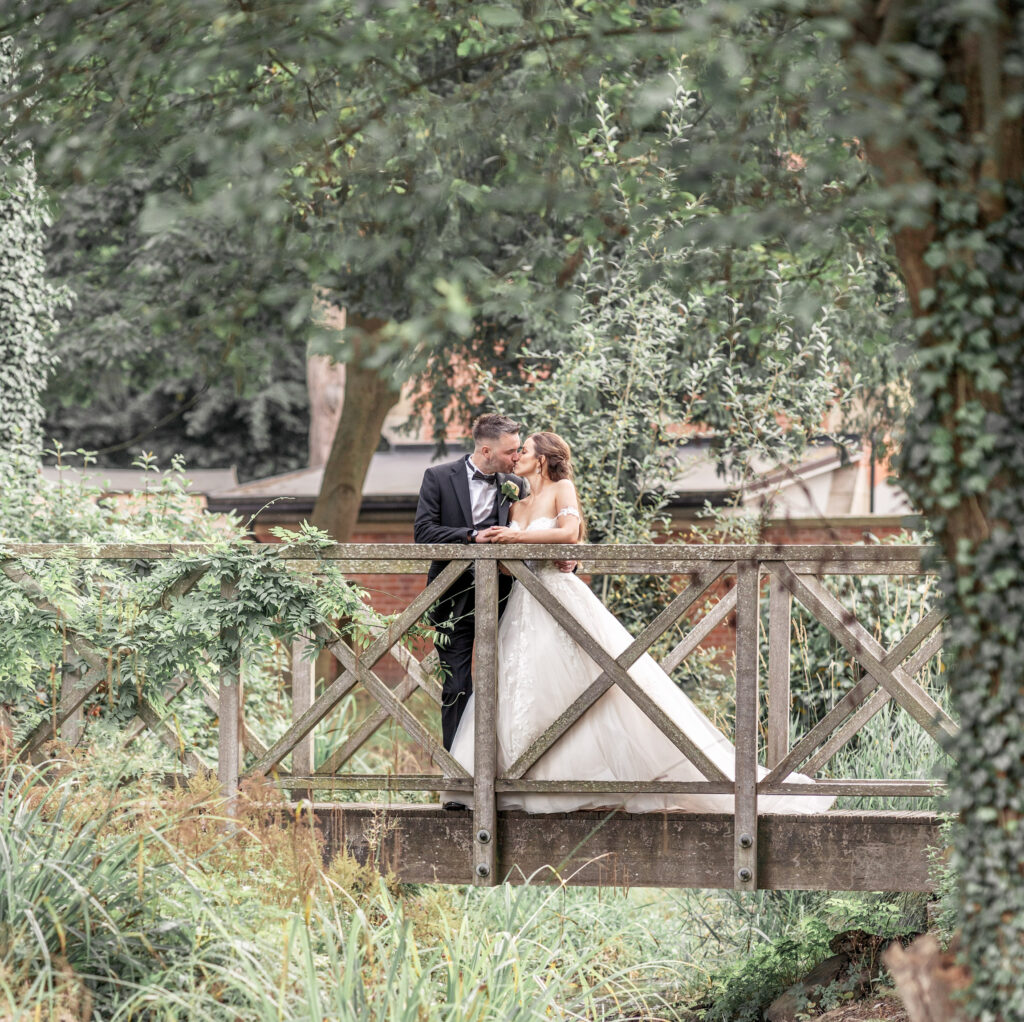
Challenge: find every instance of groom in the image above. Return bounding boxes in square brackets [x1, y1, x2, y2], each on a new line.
[414, 414, 526, 751]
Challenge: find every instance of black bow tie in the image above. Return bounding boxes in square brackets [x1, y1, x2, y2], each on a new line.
[471, 469, 496, 484]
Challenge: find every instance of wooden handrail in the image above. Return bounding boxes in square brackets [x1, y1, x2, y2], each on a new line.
[0, 541, 934, 567]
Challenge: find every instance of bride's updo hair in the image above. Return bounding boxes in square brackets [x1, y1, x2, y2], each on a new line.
[530, 431, 586, 539]
[529, 431, 574, 482]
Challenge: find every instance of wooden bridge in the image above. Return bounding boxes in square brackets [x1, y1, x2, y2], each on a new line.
[2, 542, 951, 892]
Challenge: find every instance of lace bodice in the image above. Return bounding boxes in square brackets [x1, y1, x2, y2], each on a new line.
[509, 508, 581, 533]
[509, 515, 555, 532]
[509, 514, 580, 572]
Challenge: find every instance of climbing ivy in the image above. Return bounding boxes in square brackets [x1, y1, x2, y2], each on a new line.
[0, 39, 60, 470]
[897, 191, 1024, 1020]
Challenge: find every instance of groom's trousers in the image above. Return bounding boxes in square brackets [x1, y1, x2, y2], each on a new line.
[429, 570, 514, 750]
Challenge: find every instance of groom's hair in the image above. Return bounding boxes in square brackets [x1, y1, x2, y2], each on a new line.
[472, 414, 521, 445]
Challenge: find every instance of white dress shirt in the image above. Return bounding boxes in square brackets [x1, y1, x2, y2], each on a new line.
[466, 455, 499, 526]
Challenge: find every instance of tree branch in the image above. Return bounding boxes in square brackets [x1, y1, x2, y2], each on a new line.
[324, 20, 689, 154]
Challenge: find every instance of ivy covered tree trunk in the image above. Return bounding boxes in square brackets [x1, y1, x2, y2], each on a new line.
[0, 39, 58, 470]
[849, 3, 1023, 1017]
[310, 317, 402, 542]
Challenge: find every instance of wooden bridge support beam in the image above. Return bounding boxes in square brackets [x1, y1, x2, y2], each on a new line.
[290, 636, 315, 803]
[318, 805, 943, 891]
[733, 563, 759, 890]
[218, 578, 243, 806]
[766, 576, 792, 769]
[59, 644, 84, 747]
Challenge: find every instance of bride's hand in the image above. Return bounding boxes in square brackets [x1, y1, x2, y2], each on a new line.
[488, 527, 519, 544]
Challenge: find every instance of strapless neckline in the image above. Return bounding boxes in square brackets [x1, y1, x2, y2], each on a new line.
[509, 516, 557, 532]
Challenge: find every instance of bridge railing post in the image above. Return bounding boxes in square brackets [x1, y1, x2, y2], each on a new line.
[766, 573, 792, 769]
[218, 577, 243, 810]
[734, 561, 760, 890]
[289, 635, 315, 803]
[59, 641, 84, 747]
[473, 558, 499, 886]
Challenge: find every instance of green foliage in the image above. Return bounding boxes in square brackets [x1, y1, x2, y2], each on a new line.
[0, 752, 709, 1021]
[0, 761, 198, 1015]
[703, 916, 832, 1022]
[762, 557, 954, 811]
[483, 74, 884, 636]
[684, 889, 926, 1022]
[900, 209, 1024, 1016]
[785, 560, 941, 728]
[42, 173, 312, 477]
[872, 6, 1024, 1012]
[0, 446, 230, 546]
[5, 0, 705, 471]
[685, 561, 953, 814]
[419, 31, 910, 456]
[9, 2, 911, 486]
[0, 40, 62, 472]
[824, 689, 951, 813]
[0, 453, 383, 757]
[928, 815, 961, 949]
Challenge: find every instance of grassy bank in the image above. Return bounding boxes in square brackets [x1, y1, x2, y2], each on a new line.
[0, 744, 941, 1022]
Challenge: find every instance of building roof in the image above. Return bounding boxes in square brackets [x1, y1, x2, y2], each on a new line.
[205, 445, 439, 515]
[41, 440, 912, 523]
[40, 465, 239, 494]
[204, 439, 913, 520]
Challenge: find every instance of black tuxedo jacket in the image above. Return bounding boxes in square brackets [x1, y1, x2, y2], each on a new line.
[414, 458, 527, 584]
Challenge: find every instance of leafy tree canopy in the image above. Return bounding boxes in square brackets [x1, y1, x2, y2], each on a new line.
[43, 171, 311, 477]
[5, 4, 1024, 1013]
[6, 2, 723, 481]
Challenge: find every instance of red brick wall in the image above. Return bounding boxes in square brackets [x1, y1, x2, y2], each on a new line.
[254, 520, 429, 613]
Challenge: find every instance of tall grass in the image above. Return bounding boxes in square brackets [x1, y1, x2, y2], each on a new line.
[0, 752, 711, 1020]
[145, 880, 695, 1021]
[825, 695, 951, 811]
[0, 761, 199, 1018]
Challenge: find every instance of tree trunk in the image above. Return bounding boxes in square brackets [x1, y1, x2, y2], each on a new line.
[846, 3, 1024, 1017]
[306, 352, 346, 468]
[884, 936, 970, 1022]
[310, 316, 403, 542]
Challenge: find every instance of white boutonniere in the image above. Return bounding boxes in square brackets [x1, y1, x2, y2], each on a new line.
[500, 480, 521, 502]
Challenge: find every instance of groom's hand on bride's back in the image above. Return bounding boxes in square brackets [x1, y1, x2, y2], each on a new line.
[554, 560, 578, 573]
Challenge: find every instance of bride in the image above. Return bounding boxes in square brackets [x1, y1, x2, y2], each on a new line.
[446, 431, 833, 815]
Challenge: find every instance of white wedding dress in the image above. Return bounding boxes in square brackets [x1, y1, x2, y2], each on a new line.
[446, 517, 833, 814]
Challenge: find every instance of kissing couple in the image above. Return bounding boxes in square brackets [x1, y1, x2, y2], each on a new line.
[414, 414, 831, 815]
